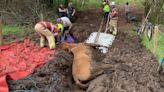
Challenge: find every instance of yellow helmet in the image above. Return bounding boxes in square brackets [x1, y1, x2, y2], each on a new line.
[57, 23, 64, 33]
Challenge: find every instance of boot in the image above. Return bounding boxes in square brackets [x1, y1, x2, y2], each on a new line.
[113, 30, 117, 35]
[113, 26, 117, 35]
[110, 27, 113, 34]
[47, 36, 56, 49]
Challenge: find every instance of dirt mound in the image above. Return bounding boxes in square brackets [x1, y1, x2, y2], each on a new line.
[8, 7, 164, 92]
[71, 8, 103, 42]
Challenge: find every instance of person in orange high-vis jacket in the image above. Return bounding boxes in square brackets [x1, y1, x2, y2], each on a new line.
[35, 21, 62, 49]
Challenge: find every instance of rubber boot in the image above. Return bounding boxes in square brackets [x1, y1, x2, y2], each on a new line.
[47, 36, 56, 49]
[40, 36, 46, 48]
[110, 27, 113, 34]
[113, 26, 117, 35]
[113, 30, 117, 35]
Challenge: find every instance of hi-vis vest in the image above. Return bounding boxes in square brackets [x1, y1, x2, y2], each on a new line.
[57, 23, 64, 33]
[38, 21, 58, 33]
[103, 4, 110, 13]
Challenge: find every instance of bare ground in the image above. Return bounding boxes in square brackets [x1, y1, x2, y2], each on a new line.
[8, 7, 164, 92]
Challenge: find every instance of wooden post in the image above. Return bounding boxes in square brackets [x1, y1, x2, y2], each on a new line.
[154, 26, 159, 53]
[40, 13, 44, 21]
[0, 19, 3, 45]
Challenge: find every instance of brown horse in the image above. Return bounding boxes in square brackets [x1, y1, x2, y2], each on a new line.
[60, 42, 116, 89]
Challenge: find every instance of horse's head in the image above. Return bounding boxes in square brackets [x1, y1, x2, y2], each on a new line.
[59, 42, 77, 51]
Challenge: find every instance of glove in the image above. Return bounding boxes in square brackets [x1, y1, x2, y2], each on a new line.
[54, 33, 58, 36]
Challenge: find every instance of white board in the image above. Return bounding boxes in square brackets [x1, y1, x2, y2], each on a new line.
[85, 32, 115, 53]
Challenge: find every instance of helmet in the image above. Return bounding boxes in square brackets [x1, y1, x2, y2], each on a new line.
[57, 23, 64, 33]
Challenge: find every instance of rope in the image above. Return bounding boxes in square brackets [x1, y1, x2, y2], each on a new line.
[27, 76, 40, 90]
[9, 72, 62, 92]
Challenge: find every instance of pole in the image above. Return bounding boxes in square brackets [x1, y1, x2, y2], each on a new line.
[40, 13, 44, 21]
[104, 13, 110, 33]
[94, 18, 104, 44]
[154, 26, 159, 53]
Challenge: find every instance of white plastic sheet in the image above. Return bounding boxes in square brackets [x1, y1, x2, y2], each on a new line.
[85, 32, 115, 53]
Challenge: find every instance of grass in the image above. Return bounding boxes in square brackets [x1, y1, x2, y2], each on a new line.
[72, 0, 101, 10]
[141, 32, 164, 62]
[1, 0, 144, 37]
[2, 25, 26, 39]
[3, 25, 25, 36]
[115, 0, 144, 6]
[72, 0, 143, 10]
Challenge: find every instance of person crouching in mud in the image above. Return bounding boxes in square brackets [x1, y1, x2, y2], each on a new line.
[57, 17, 74, 43]
[34, 21, 63, 49]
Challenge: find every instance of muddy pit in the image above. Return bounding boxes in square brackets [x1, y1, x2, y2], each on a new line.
[8, 8, 164, 92]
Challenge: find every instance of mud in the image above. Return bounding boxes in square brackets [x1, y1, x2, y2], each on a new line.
[8, 7, 164, 92]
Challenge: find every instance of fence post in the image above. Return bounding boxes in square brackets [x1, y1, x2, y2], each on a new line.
[154, 26, 159, 53]
[40, 13, 44, 21]
[0, 18, 3, 45]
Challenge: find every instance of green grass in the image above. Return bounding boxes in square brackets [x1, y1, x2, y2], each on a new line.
[3, 25, 25, 36]
[72, 0, 143, 10]
[115, 0, 144, 6]
[141, 32, 164, 62]
[72, 0, 101, 10]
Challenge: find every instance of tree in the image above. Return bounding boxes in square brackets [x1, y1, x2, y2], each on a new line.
[145, 0, 164, 24]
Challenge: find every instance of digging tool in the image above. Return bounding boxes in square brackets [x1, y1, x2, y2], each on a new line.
[94, 17, 104, 44]
[86, 14, 115, 53]
[104, 13, 110, 33]
[94, 13, 110, 44]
